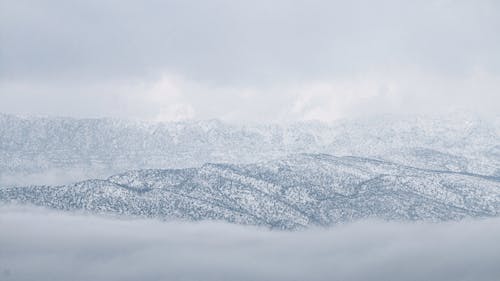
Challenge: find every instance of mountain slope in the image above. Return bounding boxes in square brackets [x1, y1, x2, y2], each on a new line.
[2, 154, 499, 229]
[1, 113, 499, 185]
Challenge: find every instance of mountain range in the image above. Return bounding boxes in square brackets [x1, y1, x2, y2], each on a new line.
[1, 113, 499, 228]
[2, 154, 499, 229]
[1, 113, 499, 186]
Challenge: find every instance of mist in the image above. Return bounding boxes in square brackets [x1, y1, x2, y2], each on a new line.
[1, 206, 499, 281]
[0, 168, 116, 187]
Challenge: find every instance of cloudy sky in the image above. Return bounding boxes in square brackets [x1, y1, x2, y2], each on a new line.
[1, 0, 499, 122]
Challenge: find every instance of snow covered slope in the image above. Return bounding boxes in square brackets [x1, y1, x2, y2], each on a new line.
[2, 154, 499, 229]
[1, 113, 499, 185]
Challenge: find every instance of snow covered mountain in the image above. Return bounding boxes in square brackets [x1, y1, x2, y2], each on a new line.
[2, 154, 499, 229]
[1, 113, 499, 185]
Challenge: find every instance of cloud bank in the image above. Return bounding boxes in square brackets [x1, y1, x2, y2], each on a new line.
[1, 0, 500, 122]
[1, 206, 499, 281]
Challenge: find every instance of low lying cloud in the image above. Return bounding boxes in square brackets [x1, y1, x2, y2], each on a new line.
[2, 68, 499, 123]
[0, 168, 115, 187]
[1, 206, 499, 281]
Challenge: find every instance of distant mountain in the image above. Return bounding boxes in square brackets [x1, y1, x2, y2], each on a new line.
[2, 154, 499, 229]
[1, 113, 499, 185]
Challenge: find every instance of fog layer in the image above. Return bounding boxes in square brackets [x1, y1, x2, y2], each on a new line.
[1, 206, 499, 281]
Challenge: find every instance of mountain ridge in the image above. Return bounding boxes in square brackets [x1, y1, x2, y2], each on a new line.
[2, 153, 499, 229]
[1, 113, 499, 186]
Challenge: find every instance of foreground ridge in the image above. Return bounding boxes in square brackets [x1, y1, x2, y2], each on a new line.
[1, 154, 499, 229]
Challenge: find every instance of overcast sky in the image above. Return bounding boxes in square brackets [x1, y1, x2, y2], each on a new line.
[1, 0, 499, 122]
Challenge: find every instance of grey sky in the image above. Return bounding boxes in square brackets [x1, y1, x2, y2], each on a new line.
[1, 0, 499, 122]
[1, 206, 500, 281]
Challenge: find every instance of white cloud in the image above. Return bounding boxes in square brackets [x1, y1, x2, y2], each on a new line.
[1, 206, 500, 281]
[130, 74, 195, 122]
[288, 67, 500, 122]
[1, 0, 499, 122]
[1, 66, 499, 123]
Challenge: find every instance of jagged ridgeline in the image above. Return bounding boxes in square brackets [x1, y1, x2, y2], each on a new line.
[0, 113, 499, 187]
[1, 154, 499, 229]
